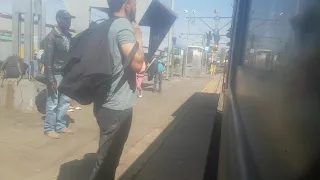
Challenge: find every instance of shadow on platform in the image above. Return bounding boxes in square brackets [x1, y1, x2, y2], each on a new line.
[41, 115, 75, 126]
[57, 153, 96, 180]
[57, 92, 220, 180]
[141, 82, 154, 92]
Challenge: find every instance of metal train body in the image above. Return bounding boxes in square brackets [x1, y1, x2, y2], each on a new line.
[218, 0, 320, 179]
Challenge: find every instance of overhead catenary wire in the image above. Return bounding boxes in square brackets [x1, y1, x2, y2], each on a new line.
[192, 22, 206, 34]
[219, 20, 232, 31]
[197, 18, 215, 32]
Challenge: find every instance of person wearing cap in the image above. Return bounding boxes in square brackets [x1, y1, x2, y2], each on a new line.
[89, 0, 145, 179]
[42, 10, 75, 139]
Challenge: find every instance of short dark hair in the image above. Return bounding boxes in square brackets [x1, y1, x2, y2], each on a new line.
[108, 0, 127, 13]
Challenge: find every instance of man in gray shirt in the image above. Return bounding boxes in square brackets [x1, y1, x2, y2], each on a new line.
[103, 17, 137, 110]
[90, 0, 145, 179]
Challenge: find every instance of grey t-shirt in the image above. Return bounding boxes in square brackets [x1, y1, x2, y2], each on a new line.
[103, 18, 137, 110]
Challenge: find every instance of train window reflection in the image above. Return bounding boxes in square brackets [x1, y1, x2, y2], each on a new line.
[243, 0, 302, 70]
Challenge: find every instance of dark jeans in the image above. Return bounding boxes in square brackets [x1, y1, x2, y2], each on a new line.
[154, 72, 163, 91]
[90, 107, 133, 180]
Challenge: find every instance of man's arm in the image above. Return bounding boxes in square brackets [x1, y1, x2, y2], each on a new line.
[120, 23, 144, 73]
[43, 35, 55, 83]
[159, 60, 166, 66]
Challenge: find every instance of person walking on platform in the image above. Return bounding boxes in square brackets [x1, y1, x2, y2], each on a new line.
[154, 53, 167, 93]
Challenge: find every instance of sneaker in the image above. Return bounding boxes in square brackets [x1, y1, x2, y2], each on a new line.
[69, 106, 75, 109]
[75, 106, 82, 110]
[67, 109, 75, 112]
[138, 93, 143, 98]
[45, 132, 60, 139]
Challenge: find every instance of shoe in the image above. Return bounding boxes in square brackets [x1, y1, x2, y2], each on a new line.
[138, 93, 143, 98]
[45, 132, 60, 139]
[58, 129, 74, 134]
[67, 109, 75, 112]
[69, 106, 75, 109]
[75, 106, 82, 110]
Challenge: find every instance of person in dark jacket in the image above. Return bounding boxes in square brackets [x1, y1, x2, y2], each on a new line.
[43, 10, 75, 139]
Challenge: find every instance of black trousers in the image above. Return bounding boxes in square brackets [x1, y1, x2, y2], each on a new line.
[90, 107, 133, 180]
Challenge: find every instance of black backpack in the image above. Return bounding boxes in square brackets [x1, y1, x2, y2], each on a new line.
[59, 18, 139, 105]
[0, 55, 28, 86]
[35, 88, 47, 114]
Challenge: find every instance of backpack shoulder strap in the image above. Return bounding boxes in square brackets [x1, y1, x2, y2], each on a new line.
[124, 41, 140, 68]
[111, 41, 140, 95]
[113, 41, 139, 78]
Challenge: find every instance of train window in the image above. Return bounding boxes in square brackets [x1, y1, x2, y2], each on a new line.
[243, 0, 304, 70]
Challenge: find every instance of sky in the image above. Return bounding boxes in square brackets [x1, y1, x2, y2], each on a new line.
[0, 0, 233, 48]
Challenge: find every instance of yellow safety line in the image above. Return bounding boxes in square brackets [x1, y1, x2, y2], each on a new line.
[201, 75, 222, 93]
[202, 80, 213, 92]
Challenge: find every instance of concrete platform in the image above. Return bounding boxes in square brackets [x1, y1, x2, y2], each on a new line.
[125, 93, 220, 180]
[0, 75, 222, 180]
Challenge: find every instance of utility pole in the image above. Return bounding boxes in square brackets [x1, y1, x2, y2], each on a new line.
[214, 10, 220, 36]
[24, 0, 34, 65]
[166, 0, 174, 79]
[183, 13, 190, 77]
[183, 10, 195, 77]
[12, 0, 21, 55]
[35, 0, 46, 50]
[212, 10, 222, 62]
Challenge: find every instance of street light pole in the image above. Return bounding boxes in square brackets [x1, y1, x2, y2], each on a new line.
[12, 0, 21, 56]
[166, 0, 174, 80]
[184, 13, 190, 77]
[183, 11, 193, 77]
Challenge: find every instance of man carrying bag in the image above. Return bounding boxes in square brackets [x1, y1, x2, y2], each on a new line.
[43, 10, 75, 139]
[59, 0, 145, 179]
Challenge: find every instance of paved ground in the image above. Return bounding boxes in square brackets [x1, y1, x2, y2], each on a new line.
[0, 75, 221, 180]
[129, 93, 220, 180]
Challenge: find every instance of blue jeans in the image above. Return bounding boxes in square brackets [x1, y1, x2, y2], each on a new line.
[44, 74, 71, 133]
